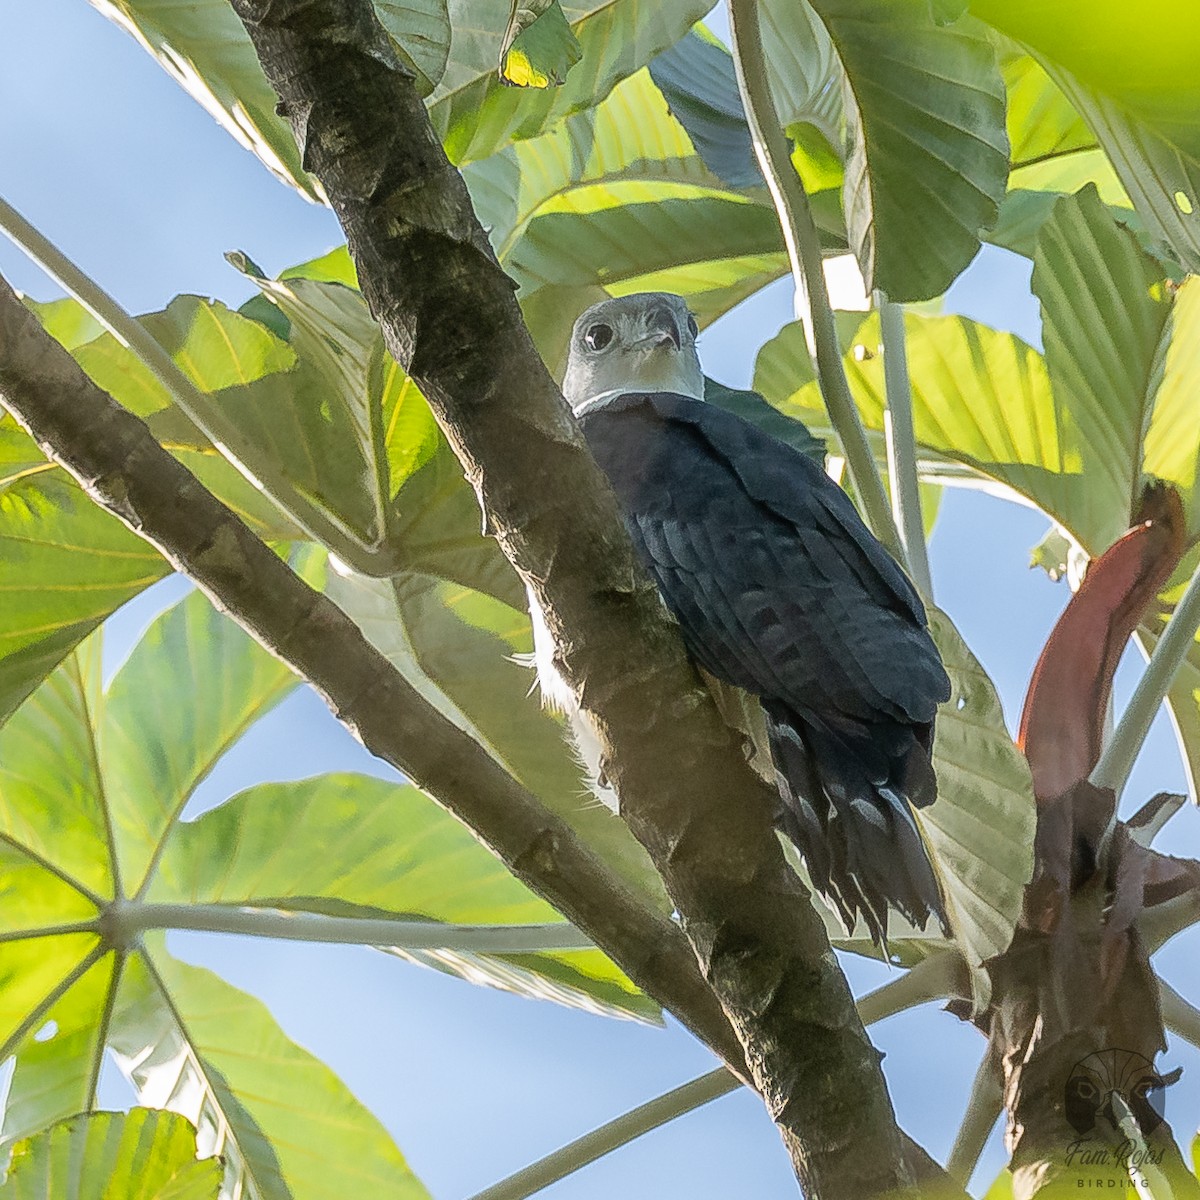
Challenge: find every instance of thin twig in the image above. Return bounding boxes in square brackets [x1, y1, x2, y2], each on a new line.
[726, 0, 903, 562]
[465, 1069, 740, 1200]
[467, 952, 965, 1200]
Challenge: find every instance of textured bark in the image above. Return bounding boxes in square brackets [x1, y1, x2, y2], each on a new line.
[221, 2, 915, 1194]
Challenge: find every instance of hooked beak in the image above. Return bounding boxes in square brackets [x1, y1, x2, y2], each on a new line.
[629, 310, 681, 352]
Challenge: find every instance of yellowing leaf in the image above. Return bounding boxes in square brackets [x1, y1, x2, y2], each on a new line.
[499, 0, 582, 87]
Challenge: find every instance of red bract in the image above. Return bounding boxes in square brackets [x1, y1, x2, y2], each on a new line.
[1018, 485, 1185, 805]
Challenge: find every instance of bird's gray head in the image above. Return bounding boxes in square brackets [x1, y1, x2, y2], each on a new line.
[562, 292, 704, 414]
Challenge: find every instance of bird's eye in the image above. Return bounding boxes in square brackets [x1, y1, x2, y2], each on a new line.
[584, 323, 613, 351]
[687, 314, 699, 340]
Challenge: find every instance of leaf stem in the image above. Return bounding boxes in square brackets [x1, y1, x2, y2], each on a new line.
[726, 0, 903, 563]
[1091, 560, 1200, 810]
[98, 900, 595, 953]
[465, 1069, 740, 1200]
[878, 294, 933, 599]
[855, 949, 967, 1025]
[946, 1053, 1002, 1184]
[0, 194, 386, 576]
[467, 951, 964, 1200]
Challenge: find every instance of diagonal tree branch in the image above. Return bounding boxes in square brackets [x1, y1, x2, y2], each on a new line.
[0, 271, 740, 1080]
[0, 273, 955, 1196]
[224, 1, 919, 1194]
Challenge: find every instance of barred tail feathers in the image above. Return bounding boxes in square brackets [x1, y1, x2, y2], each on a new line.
[763, 701, 946, 947]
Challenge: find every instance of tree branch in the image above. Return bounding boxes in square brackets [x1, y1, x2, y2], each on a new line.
[236, 0, 911, 1193]
[0, 194, 393, 577]
[0, 270, 953, 1195]
[0, 271, 742, 1082]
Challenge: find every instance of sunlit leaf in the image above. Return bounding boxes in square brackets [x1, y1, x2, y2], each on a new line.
[971, 0, 1200, 271]
[764, 0, 1009, 300]
[430, 0, 714, 165]
[0, 956, 117, 1148]
[0, 422, 168, 728]
[0, 641, 113, 900]
[1, 1108, 221, 1200]
[327, 567, 669, 910]
[101, 591, 299, 893]
[464, 69, 795, 374]
[151, 774, 654, 1019]
[110, 948, 428, 1200]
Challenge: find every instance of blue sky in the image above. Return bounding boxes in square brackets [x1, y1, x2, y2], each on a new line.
[2, 3, 1198, 1197]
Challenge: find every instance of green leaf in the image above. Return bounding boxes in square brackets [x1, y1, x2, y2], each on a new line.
[1, 1109, 221, 1200]
[0, 642, 114, 903]
[430, 0, 715, 165]
[463, 69, 795, 374]
[770, 0, 1009, 300]
[647, 29, 763, 189]
[110, 948, 428, 1200]
[918, 609, 1037, 1009]
[759, 0, 842, 142]
[0, 421, 168, 727]
[327, 569, 669, 909]
[971, 0, 1200, 271]
[499, 0, 583, 87]
[1001, 44, 1096, 172]
[23, 297, 105, 351]
[1036, 187, 1174, 544]
[101, 590, 299, 894]
[66, 297, 304, 542]
[150, 774, 653, 1019]
[86, 0, 452, 198]
[1, 955, 118, 1147]
[756, 192, 1200, 806]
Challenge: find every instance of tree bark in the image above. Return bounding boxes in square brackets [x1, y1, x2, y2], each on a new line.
[0, 272, 740, 1080]
[0, 274, 961, 1197]
[220, 3, 919, 1195]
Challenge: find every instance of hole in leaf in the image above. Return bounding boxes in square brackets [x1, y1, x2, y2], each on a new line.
[1175, 191, 1193, 215]
[33, 1021, 57, 1043]
[956, 695, 967, 711]
[852, 343, 874, 362]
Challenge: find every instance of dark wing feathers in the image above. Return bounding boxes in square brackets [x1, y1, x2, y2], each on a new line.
[594, 396, 946, 725]
[580, 388, 955, 940]
[579, 392, 950, 942]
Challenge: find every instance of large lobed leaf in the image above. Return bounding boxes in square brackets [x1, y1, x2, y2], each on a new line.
[429, 0, 715, 165]
[801, 0, 1009, 301]
[971, 0, 1200, 272]
[0, 592, 654, 1194]
[463, 67, 795, 374]
[86, 0, 452, 199]
[919, 609, 1036, 1008]
[650, 3, 1010, 301]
